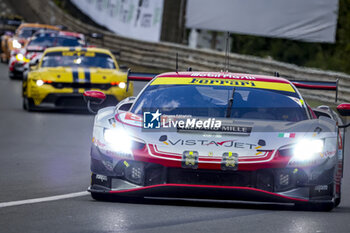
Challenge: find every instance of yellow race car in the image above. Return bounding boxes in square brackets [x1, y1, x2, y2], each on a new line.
[22, 47, 133, 111]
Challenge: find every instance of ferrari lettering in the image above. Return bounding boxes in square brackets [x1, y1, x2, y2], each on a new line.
[150, 77, 295, 92]
[166, 139, 256, 149]
[190, 78, 256, 87]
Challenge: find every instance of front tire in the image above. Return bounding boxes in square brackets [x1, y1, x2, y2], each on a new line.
[335, 182, 342, 207]
[23, 97, 35, 111]
[335, 195, 341, 207]
[9, 71, 14, 80]
[295, 202, 335, 211]
[91, 192, 110, 201]
[90, 191, 143, 203]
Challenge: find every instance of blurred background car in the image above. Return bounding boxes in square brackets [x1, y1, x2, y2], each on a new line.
[22, 46, 133, 111]
[0, 15, 22, 62]
[9, 30, 86, 79]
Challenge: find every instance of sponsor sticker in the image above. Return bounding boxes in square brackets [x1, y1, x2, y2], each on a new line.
[93, 174, 110, 187]
[150, 77, 295, 92]
[190, 73, 256, 79]
[338, 149, 343, 159]
[278, 133, 296, 138]
[62, 51, 95, 57]
[221, 152, 238, 171]
[108, 118, 116, 128]
[182, 151, 198, 169]
[314, 185, 328, 192]
[162, 138, 258, 149]
[95, 174, 108, 182]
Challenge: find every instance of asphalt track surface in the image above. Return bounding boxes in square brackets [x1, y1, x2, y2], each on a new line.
[0, 63, 350, 233]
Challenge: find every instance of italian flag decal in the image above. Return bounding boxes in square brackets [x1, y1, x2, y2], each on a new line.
[278, 133, 296, 138]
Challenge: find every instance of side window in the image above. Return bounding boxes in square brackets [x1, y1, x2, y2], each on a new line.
[307, 105, 317, 119]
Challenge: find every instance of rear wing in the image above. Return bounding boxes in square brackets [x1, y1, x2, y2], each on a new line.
[291, 79, 339, 102]
[126, 69, 158, 91]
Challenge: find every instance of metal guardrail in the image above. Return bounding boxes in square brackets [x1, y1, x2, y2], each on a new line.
[25, 0, 350, 103]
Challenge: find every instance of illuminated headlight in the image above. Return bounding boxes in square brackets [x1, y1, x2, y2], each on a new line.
[36, 80, 44, 86]
[16, 54, 24, 61]
[16, 54, 30, 62]
[12, 40, 22, 49]
[118, 82, 126, 89]
[104, 129, 132, 154]
[293, 139, 324, 161]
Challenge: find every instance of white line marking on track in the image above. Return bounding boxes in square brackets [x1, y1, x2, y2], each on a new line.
[0, 191, 89, 208]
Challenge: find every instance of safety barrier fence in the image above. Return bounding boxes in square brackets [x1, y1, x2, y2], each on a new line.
[25, 0, 350, 103]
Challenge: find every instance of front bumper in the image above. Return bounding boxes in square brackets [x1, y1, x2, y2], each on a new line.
[31, 93, 118, 110]
[89, 182, 312, 204]
[89, 145, 336, 203]
[9, 62, 25, 78]
[26, 80, 133, 108]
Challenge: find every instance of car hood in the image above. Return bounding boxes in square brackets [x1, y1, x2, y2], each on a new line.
[33, 67, 126, 82]
[114, 112, 337, 158]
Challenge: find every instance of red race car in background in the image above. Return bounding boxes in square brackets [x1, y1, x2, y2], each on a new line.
[9, 30, 86, 79]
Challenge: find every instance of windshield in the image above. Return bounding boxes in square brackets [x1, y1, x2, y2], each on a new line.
[55, 37, 82, 46]
[28, 36, 55, 47]
[132, 84, 308, 122]
[41, 51, 116, 69]
[28, 36, 82, 47]
[18, 28, 38, 38]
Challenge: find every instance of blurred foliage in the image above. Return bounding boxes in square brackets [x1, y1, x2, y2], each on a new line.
[230, 0, 350, 74]
[53, 0, 65, 8]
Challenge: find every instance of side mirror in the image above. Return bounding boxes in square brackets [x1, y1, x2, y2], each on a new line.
[55, 25, 67, 30]
[312, 109, 332, 119]
[4, 31, 14, 37]
[29, 59, 39, 70]
[112, 51, 120, 57]
[88, 33, 104, 40]
[119, 64, 128, 72]
[83, 91, 106, 113]
[118, 103, 133, 111]
[116, 96, 135, 112]
[83, 90, 106, 104]
[337, 103, 350, 117]
[29, 65, 38, 71]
